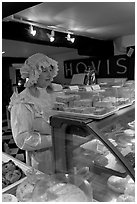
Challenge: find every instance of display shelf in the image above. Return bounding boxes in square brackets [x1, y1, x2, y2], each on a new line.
[51, 105, 135, 179]
[2, 152, 28, 193]
[54, 107, 119, 119]
[50, 104, 135, 202]
[2, 152, 42, 194]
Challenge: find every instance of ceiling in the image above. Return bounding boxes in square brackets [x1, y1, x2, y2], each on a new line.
[2, 2, 135, 40]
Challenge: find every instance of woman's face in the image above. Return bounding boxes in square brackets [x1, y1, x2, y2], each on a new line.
[36, 67, 53, 88]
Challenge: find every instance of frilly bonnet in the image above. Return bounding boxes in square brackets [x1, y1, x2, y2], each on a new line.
[20, 53, 59, 87]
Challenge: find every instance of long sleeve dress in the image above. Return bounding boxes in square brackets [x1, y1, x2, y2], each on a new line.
[8, 84, 63, 174]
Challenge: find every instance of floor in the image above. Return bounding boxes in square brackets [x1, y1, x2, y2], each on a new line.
[2, 124, 26, 163]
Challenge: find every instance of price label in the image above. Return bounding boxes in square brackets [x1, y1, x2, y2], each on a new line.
[121, 146, 131, 156]
[85, 86, 92, 92]
[109, 139, 117, 146]
[69, 86, 79, 91]
[91, 84, 101, 90]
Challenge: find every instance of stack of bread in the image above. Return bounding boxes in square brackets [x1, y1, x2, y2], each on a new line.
[73, 99, 93, 107]
[53, 92, 119, 116]
[93, 100, 114, 108]
[53, 94, 81, 111]
[115, 129, 135, 153]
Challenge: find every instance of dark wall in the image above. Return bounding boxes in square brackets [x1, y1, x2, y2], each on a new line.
[3, 21, 114, 58]
[2, 57, 26, 119]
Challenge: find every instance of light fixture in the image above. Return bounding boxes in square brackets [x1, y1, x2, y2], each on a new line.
[66, 33, 75, 43]
[29, 25, 36, 36]
[47, 30, 55, 42]
[8, 15, 77, 44]
[17, 79, 25, 87]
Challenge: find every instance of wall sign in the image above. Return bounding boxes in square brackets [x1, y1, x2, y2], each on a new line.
[64, 55, 134, 79]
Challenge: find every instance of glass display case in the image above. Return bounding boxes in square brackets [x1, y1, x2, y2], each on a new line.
[50, 104, 135, 202]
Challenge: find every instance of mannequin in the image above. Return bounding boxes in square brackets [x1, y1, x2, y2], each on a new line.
[9, 53, 63, 174]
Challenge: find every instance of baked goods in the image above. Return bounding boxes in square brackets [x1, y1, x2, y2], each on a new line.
[2, 177, 10, 188]
[92, 107, 107, 115]
[64, 107, 84, 113]
[73, 99, 93, 107]
[54, 94, 81, 109]
[32, 180, 89, 202]
[116, 194, 135, 202]
[116, 97, 130, 106]
[128, 121, 135, 130]
[2, 160, 16, 174]
[16, 169, 91, 202]
[56, 94, 80, 103]
[124, 183, 135, 196]
[16, 170, 50, 202]
[124, 129, 135, 137]
[52, 102, 68, 111]
[2, 194, 18, 202]
[64, 107, 95, 114]
[126, 175, 134, 184]
[108, 175, 135, 201]
[5, 170, 22, 184]
[116, 134, 133, 148]
[16, 178, 35, 202]
[2, 160, 24, 188]
[93, 101, 113, 108]
[82, 107, 95, 114]
[107, 176, 128, 193]
[113, 161, 126, 173]
[100, 96, 117, 103]
[124, 152, 135, 167]
[94, 154, 108, 166]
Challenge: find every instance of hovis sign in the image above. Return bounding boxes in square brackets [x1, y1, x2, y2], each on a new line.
[64, 55, 134, 79]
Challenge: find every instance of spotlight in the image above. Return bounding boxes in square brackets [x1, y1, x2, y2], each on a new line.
[17, 79, 24, 86]
[47, 30, 55, 42]
[49, 36, 55, 42]
[66, 33, 75, 43]
[29, 25, 36, 36]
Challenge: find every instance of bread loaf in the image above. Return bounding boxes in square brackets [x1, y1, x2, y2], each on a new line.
[116, 194, 135, 202]
[93, 101, 113, 108]
[73, 99, 93, 107]
[32, 181, 89, 202]
[124, 129, 135, 137]
[107, 176, 127, 193]
[52, 102, 68, 111]
[16, 171, 50, 202]
[56, 94, 80, 103]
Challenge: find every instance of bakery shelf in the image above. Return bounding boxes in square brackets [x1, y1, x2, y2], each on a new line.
[50, 104, 135, 202]
[54, 107, 119, 119]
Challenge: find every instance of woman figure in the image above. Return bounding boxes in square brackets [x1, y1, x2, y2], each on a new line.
[8, 53, 63, 174]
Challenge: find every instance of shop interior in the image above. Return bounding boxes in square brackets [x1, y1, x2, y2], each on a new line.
[2, 2, 135, 202]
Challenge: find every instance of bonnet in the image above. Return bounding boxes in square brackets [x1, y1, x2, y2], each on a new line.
[20, 53, 59, 87]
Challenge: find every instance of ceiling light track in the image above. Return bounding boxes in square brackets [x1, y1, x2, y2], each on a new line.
[6, 15, 75, 36]
[3, 15, 76, 44]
